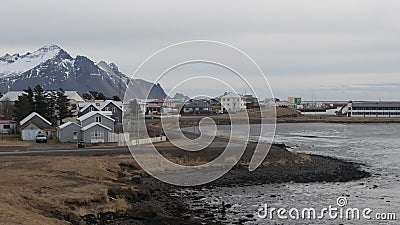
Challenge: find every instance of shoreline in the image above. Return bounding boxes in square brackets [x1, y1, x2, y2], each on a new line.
[136, 142, 371, 224]
[0, 141, 371, 224]
[156, 142, 371, 188]
[277, 116, 400, 123]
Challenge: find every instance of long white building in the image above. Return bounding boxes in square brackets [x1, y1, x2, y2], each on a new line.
[348, 102, 400, 117]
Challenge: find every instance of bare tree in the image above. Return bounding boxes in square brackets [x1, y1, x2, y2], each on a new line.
[0, 98, 14, 120]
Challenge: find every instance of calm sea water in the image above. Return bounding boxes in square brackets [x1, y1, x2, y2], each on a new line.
[179, 123, 400, 224]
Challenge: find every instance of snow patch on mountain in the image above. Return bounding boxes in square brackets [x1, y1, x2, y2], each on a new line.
[0, 45, 61, 77]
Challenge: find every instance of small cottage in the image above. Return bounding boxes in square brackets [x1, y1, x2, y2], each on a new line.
[57, 121, 82, 143]
[19, 112, 54, 141]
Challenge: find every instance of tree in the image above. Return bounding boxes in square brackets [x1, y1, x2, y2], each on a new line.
[88, 91, 107, 100]
[111, 95, 121, 101]
[46, 91, 57, 124]
[11, 85, 81, 125]
[13, 92, 34, 122]
[95, 92, 106, 100]
[55, 89, 73, 124]
[33, 84, 49, 119]
[127, 99, 141, 119]
[0, 98, 15, 120]
[82, 92, 94, 100]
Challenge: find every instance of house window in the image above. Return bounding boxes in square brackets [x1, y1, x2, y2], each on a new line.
[73, 130, 78, 140]
[112, 107, 117, 112]
[89, 107, 94, 112]
[96, 103, 100, 107]
[91, 130, 104, 140]
[3, 125, 10, 129]
[115, 117, 119, 123]
[95, 116, 102, 122]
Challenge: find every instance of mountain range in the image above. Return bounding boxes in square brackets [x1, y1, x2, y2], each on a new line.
[0, 45, 167, 99]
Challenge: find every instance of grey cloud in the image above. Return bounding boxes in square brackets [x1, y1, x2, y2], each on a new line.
[1, 0, 400, 100]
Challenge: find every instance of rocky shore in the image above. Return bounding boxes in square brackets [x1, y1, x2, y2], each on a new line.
[145, 142, 371, 224]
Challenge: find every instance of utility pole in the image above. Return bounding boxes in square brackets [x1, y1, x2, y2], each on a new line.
[193, 102, 196, 138]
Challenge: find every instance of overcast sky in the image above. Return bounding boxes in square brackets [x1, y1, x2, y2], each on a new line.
[1, 0, 400, 100]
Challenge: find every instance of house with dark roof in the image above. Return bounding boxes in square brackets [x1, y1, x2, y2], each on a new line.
[180, 99, 212, 115]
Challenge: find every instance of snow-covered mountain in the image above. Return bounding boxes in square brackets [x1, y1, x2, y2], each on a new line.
[0, 45, 167, 99]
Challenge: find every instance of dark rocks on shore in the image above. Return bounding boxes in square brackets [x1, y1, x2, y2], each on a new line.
[81, 142, 370, 225]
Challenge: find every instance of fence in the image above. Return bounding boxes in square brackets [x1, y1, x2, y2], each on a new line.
[109, 132, 166, 146]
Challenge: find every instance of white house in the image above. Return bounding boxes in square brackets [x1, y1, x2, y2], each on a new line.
[0, 120, 16, 134]
[19, 112, 54, 141]
[219, 93, 246, 112]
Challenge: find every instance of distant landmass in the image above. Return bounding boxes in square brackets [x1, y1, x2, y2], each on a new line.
[0, 45, 167, 99]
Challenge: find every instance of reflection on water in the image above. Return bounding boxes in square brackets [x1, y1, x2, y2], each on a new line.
[181, 123, 400, 224]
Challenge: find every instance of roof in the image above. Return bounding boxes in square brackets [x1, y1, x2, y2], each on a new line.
[77, 111, 114, 122]
[79, 100, 123, 112]
[81, 122, 112, 131]
[19, 112, 52, 126]
[79, 102, 99, 112]
[64, 91, 85, 102]
[149, 99, 165, 104]
[352, 102, 400, 108]
[183, 100, 211, 108]
[58, 121, 81, 130]
[0, 120, 15, 124]
[0, 91, 25, 102]
[20, 121, 39, 130]
[0, 90, 84, 102]
[220, 93, 242, 99]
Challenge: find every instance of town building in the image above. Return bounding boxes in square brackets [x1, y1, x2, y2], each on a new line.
[78, 100, 122, 124]
[19, 112, 55, 140]
[242, 95, 260, 110]
[58, 111, 115, 143]
[77, 111, 114, 132]
[0, 120, 16, 134]
[145, 99, 164, 115]
[180, 99, 212, 115]
[347, 102, 400, 117]
[57, 121, 82, 143]
[219, 93, 246, 112]
[81, 123, 112, 143]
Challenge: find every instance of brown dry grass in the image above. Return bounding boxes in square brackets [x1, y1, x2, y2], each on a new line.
[0, 155, 139, 225]
[0, 140, 31, 146]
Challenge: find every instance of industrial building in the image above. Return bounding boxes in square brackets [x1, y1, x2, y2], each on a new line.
[347, 102, 400, 117]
